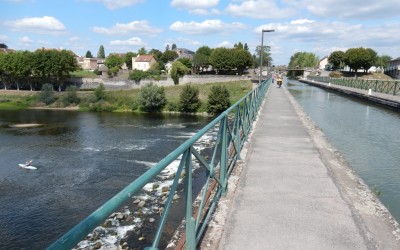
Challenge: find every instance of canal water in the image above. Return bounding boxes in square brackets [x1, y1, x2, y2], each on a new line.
[286, 79, 400, 222]
[0, 110, 212, 250]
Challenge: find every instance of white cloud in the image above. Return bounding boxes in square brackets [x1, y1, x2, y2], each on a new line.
[170, 19, 247, 35]
[19, 36, 33, 44]
[290, 19, 315, 25]
[110, 37, 146, 46]
[5, 16, 66, 34]
[93, 20, 162, 35]
[216, 41, 232, 48]
[171, 0, 219, 9]
[69, 36, 80, 42]
[286, 0, 400, 19]
[225, 0, 296, 19]
[189, 8, 222, 15]
[82, 0, 144, 10]
[0, 34, 9, 42]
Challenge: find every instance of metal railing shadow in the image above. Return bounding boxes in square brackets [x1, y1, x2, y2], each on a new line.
[48, 77, 272, 250]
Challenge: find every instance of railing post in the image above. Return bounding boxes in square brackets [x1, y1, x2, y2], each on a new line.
[394, 81, 398, 95]
[184, 147, 196, 250]
[234, 108, 242, 160]
[219, 116, 228, 195]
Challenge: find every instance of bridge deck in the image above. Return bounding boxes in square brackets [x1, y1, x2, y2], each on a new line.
[202, 83, 400, 249]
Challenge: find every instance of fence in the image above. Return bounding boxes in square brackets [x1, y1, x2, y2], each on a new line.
[307, 76, 400, 96]
[48, 77, 272, 250]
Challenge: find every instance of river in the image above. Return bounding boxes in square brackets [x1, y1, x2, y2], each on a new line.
[0, 110, 212, 250]
[286, 79, 400, 222]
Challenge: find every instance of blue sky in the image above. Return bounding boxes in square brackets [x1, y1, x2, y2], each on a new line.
[1, 0, 400, 65]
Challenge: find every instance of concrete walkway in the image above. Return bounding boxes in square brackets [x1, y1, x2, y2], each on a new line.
[207, 83, 400, 249]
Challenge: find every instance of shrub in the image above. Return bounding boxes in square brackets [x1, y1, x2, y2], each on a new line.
[166, 101, 179, 112]
[88, 101, 117, 112]
[329, 71, 342, 78]
[62, 85, 80, 106]
[179, 84, 201, 113]
[137, 83, 166, 112]
[129, 70, 149, 82]
[94, 83, 106, 101]
[38, 83, 56, 105]
[207, 85, 230, 115]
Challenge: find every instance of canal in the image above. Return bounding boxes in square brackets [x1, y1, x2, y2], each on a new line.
[0, 110, 212, 249]
[286, 79, 400, 223]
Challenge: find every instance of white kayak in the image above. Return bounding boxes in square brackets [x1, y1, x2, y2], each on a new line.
[18, 164, 37, 170]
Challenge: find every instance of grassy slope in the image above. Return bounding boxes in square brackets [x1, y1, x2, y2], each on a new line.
[0, 80, 253, 112]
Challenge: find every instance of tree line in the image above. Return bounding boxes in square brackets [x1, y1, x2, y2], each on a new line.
[0, 49, 79, 91]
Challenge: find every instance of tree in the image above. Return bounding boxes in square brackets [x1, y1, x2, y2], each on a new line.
[97, 45, 105, 58]
[232, 48, 253, 74]
[254, 45, 272, 68]
[177, 58, 192, 69]
[179, 85, 201, 113]
[138, 47, 147, 55]
[94, 83, 106, 101]
[244, 43, 249, 51]
[137, 83, 166, 112]
[234, 42, 244, 49]
[104, 54, 124, 76]
[344, 47, 377, 73]
[165, 44, 170, 51]
[287, 52, 319, 78]
[129, 69, 149, 82]
[124, 52, 137, 69]
[193, 46, 212, 73]
[207, 85, 230, 115]
[149, 49, 162, 60]
[38, 83, 56, 105]
[0, 43, 8, 49]
[85, 50, 93, 58]
[171, 44, 177, 50]
[328, 51, 345, 69]
[209, 47, 234, 73]
[171, 61, 190, 85]
[160, 50, 178, 63]
[376, 55, 392, 70]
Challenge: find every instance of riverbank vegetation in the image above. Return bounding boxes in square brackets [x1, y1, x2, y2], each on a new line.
[0, 80, 252, 114]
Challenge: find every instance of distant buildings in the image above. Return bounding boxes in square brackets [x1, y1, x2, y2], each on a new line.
[132, 54, 156, 71]
[385, 57, 400, 79]
[319, 56, 329, 70]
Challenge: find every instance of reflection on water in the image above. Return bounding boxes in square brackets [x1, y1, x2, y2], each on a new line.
[0, 110, 211, 250]
[287, 79, 400, 222]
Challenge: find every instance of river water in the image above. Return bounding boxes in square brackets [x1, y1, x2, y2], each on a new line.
[0, 110, 212, 250]
[286, 79, 400, 222]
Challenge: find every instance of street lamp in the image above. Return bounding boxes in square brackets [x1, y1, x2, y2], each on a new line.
[259, 29, 275, 84]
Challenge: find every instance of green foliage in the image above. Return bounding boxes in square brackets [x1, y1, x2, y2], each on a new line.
[179, 85, 201, 113]
[38, 83, 56, 105]
[62, 85, 80, 106]
[160, 50, 179, 63]
[166, 101, 179, 112]
[149, 49, 163, 60]
[177, 58, 192, 69]
[287, 51, 319, 78]
[97, 45, 105, 58]
[344, 47, 377, 73]
[138, 47, 147, 55]
[89, 101, 117, 112]
[85, 50, 93, 58]
[94, 83, 106, 101]
[233, 48, 253, 74]
[104, 54, 124, 76]
[376, 55, 392, 69]
[209, 47, 233, 72]
[328, 51, 345, 69]
[254, 45, 272, 68]
[207, 85, 230, 115]
[129, 69, 149, 82]
[124, 52, 137, 69]
[137, 83, 166, 112]
[171, 61, 190, 85]
[193, 46, 212, 73]
[329, 71, 342, 78]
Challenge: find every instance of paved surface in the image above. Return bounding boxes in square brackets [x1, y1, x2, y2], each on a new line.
[207, 83, 400, 250]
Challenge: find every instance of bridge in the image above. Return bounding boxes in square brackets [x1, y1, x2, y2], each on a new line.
[48, 78, 400, 249]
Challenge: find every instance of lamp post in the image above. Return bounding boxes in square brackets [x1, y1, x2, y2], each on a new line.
[259, 29, 275, 84]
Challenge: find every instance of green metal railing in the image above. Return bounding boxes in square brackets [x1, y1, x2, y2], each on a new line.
[307, 76, 399, 95]
[48, 77, 272, 250]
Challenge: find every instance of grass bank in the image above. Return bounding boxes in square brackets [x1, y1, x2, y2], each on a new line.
[0, 80, 253, 112]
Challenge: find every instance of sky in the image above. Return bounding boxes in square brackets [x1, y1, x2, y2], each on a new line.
[1, 0, 400, 65]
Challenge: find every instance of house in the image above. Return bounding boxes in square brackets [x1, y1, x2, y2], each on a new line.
[319, 56, 329, 70]
[385, 57, 400, 79]
[174, 48, 194, 60]
[132, 54, 156, 71]
[165, 62, 173, 74]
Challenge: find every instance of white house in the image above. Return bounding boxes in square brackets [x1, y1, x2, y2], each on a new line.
[319, 56, 329, 70]
[132, 54, 156, 71]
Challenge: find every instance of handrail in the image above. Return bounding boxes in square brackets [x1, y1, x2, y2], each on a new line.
[307, 76, 399, 96]
[48, 77, 272, 250]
